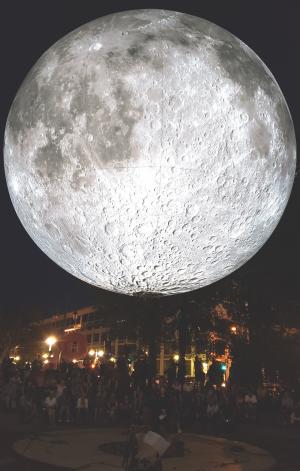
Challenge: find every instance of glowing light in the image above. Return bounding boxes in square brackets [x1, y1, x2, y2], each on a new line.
[45, 336, 57, 351]
[110, 357, 116, 363]
[44, 359, 49, 364]
[173, 354, 180, 362]
[42, 353, 48, 359]
[230, 326, 237, 333]
[64, 326, 81, 332]
[14, 356, 20, 361]
[4, 11, 296, 298]
[72, 359, 77, 363]
[221, 382, 226, 388]
[91, 363, 96, 369]
[202, 362, 209, 374]
[97, 349, 104, 357]
[89, 349, 95, 356]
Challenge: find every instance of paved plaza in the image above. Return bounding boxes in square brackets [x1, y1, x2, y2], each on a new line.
[14, 428, 275, 471]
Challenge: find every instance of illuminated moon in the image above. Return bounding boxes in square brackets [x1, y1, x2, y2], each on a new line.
[4, 10, 296, 295]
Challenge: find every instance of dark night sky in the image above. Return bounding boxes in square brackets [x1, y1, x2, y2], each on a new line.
[0, 1, 299, 319]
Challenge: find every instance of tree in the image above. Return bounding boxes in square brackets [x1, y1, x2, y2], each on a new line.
[229, 340, 262, 387]
[0, 304, 42, 362]
[103, 294, 163, 380]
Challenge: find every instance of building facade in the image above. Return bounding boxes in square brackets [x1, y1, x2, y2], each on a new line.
[22, 304, 234, 379]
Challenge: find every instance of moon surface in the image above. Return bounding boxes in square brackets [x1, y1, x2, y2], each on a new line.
[4, 10, 296, 295]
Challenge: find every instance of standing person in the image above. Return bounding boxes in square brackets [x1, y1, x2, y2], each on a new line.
[235, 388, 245, 422]
[177, 360, 186, 387]
[56, 380, 66, 400]
[19, 387, 36, 423]
[34, 368, 45, 415]
[206, 387, 219, 431]
[45, 390, 56, 425]
[167, 360, 177, 386]
[88, 384, 96, 423]
[77, 390, 88, 424]
[257, 384, 267, 411]
[244, 389, 258, 420]
[281, 390, 294, 425]
[4, 376, 18, 410]
[57, 387, 71, 423]
[94, 381, 104, 423]
[194, 357, 205, 388]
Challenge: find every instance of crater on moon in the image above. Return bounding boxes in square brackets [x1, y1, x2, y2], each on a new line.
[4, 9, 296, 295]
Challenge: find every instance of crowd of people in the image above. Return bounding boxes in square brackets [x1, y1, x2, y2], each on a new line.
[0, 357, 299, 432]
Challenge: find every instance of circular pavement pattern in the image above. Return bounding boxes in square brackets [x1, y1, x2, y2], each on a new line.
[13, 428, 276, 470]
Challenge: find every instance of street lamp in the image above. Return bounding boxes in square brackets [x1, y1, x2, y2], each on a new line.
[173, 354, 180, 362]
[45, 336, 57, 352]
[89, 349, 95, 357]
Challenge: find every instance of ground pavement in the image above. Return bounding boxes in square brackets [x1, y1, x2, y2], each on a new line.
[0, 412, 299, 470]
[13, 428, 275, 471]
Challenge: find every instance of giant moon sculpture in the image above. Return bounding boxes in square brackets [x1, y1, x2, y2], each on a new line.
[4, 10, 296, 295]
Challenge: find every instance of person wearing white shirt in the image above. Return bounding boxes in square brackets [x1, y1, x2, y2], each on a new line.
[45, 391, 56, 425]
[244, 390, 257, 420]
[77, 393, 88, 424]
